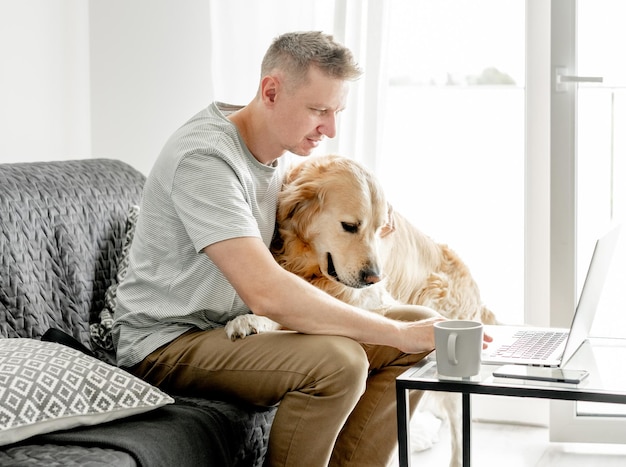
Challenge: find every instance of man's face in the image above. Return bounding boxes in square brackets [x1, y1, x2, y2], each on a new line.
[270, 66, 349, 157]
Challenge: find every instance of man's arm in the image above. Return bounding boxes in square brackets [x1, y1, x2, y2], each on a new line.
[204, 236, 442, 354]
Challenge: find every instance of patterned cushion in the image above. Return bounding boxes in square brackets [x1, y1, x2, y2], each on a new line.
[90, 205, 140, 365]
[0, 338, 174, 447]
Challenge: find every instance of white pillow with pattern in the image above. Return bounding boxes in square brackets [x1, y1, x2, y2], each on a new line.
[0, 338, 173, 446]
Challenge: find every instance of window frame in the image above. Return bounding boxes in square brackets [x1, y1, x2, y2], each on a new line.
[547, 0, 626, 442]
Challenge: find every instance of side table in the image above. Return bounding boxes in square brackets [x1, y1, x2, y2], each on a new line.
[396, 338, 626, 467]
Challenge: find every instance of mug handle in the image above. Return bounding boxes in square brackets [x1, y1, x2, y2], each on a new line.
[447, 333, 459, 365]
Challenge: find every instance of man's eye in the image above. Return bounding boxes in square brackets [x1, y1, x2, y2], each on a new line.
[312, 108, 327, 115]
[341, 222, 358, 233]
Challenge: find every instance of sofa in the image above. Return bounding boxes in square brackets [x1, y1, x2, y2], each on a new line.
[0, 159, 276, 466]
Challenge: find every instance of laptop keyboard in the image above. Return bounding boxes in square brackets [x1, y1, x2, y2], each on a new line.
[489, 330, 568, 360]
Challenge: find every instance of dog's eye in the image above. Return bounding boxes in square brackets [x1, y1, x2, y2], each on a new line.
[341, 222, 359, 234]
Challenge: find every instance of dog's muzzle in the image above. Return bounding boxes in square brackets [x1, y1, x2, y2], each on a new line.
[326, 252, 381, 288]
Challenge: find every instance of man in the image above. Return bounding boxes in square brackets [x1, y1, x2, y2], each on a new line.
[113, 31, 443, 466]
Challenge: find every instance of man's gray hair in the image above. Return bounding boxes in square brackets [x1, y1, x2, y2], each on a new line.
[261, 31, 362, 87]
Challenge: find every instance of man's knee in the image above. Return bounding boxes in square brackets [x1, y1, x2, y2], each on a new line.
[304, 335, 369, 399]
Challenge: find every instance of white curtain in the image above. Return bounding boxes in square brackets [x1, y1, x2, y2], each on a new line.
[206, 0, 390, 170]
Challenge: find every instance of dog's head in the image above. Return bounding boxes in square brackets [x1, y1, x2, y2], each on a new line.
[273, 155, 394, 289]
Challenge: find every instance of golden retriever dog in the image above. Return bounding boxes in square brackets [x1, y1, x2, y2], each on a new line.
[225, 155, 497, 467]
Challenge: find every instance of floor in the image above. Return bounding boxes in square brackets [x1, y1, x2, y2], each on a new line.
[391, 411, 626, 467]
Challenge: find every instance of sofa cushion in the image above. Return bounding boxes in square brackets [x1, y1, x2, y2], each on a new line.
[0, 338, 173, 447]
[0, 444, 137, 466]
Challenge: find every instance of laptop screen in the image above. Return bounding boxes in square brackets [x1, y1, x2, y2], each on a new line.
[560, 225, 621, 366]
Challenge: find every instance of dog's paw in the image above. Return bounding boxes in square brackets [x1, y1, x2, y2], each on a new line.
[410, 410, 442, 452]
[225, 314, 281, 341]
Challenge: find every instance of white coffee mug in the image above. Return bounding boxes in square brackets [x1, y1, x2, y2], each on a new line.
[434, 320, 483, 378]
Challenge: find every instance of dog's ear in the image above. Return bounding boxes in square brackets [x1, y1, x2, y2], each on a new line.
[279, 180, 322, 225]
[283, 160, 307, 185]
[276, 163, 325, 242]
[380, 203, 396, 238]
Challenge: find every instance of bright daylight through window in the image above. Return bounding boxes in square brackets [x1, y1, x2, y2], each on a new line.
[577, 0, 626, 339]
[379, 0, 525, 325]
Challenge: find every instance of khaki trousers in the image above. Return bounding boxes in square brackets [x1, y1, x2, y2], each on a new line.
[130, 310, 429, 467]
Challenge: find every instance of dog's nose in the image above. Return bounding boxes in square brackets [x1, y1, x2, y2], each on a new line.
[361, 268, 382, 285]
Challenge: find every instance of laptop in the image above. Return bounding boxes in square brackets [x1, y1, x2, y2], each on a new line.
[482, 225, 621, 368]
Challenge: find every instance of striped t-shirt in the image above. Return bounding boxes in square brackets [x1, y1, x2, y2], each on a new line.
[112, 102, 290, 368]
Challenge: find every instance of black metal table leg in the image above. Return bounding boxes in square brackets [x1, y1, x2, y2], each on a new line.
[396, 385, 411, 467]
[463, 392, 471, 467]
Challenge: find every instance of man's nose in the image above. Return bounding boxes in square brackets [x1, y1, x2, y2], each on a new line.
[318, 113, 337, 139]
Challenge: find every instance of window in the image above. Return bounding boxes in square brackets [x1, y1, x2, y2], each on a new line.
[377, 0, 626, 434]
[577, 0, 626, 338]
[550, 0, 626, 439]
[379, 0, 526, 325]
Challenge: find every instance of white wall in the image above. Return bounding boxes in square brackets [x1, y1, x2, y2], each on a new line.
[1, 1, 347, 174]
[89, 0, 213, 175]
[1, 0, 214, 175]
[0, 0, 91, 163]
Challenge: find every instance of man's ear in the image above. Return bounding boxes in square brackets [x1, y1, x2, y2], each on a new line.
[261, 75, 278, 104]
[380, 203, 396, 238]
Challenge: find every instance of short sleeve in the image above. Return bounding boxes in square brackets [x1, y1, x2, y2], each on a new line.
[171, 153, 261, 253]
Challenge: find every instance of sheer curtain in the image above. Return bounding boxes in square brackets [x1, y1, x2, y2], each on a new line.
[206, 0, 390, 169]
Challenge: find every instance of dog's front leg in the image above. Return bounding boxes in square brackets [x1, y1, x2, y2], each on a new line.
[442, 392, 463, 467]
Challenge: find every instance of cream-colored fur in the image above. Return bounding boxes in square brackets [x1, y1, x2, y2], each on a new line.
[225, 155, 497, 467]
